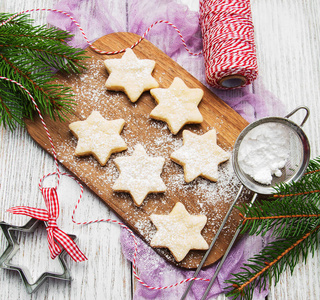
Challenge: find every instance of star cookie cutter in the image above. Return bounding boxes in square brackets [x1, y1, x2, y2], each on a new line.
[0, 218, 75, 293]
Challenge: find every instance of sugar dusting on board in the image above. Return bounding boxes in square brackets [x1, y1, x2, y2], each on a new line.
[54, 58, 242, 255]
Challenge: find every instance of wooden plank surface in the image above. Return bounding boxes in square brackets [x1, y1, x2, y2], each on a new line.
[250, 0, 320, 299]
[1, 0, 320, 299]
[0, 1, 134, 300]
[24, 32, 250, 269]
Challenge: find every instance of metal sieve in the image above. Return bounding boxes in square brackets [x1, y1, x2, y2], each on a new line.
[181, 106, 311, 300]
[233, 106, 310, 195]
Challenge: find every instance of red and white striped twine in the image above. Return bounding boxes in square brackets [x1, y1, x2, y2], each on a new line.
[2, 4, 259, 289]
[0, 13, 209, 289]
[7, 184, 88, 262]
[0, 79, 208, 291]
[0, 8, 200, 56]
[70, 174, 210, 290]
[199, 0, 258, 88]
[0, 77, 61, 184]
[1, 4, 258, 89]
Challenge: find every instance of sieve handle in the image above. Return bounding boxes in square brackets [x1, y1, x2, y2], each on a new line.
[284, 106, 309, 127]
[200, 192, 259, 300]
[180, 185, 245, 300]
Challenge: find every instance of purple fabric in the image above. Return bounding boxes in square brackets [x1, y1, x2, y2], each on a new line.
[48, 0, 286, 298]
[121, 229, 273, 300]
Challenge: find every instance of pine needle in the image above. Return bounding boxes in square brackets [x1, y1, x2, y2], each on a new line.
[0, 12, 88, 129]
[226, 156, 320, 299]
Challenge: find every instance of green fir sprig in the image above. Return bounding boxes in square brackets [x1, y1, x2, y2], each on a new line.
[225, 156, 320, 300]
[0, 12, 88, 129]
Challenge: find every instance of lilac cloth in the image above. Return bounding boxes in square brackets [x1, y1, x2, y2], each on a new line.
[48, 0, 286, 298]
[121, 228, 274, 300]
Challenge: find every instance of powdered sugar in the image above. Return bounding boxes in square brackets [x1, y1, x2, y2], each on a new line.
[238, 122, 290, 185]
[54, 57, 242, 253]
[112, 144, 166, 206]
[104, 48, 159, 102]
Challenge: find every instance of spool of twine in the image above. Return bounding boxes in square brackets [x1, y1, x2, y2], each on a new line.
[199, 0, 258, 89]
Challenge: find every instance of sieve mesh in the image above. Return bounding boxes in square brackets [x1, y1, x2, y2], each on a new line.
[233, 117, 310, 195]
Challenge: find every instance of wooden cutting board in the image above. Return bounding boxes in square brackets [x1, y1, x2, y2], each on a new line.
[25, 32, 250, 269]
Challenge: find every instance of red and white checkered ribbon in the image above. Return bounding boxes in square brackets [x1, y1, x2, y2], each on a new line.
[0, 75, 87, 262]
[0, 6, 236, 288]
[7, 187, 87, 262]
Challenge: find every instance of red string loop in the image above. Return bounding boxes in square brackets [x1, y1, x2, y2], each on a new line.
[7, 186, 87, 262]
[0, 7, 221, 289]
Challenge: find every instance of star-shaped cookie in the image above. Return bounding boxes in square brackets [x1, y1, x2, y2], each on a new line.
[170, 129, 230, 182]
[112, 144, 166, 206]
[69, 111, 127, 166]
[104, 48, 159, 102]
[150, 77, 204, 134]
[150, 202, 208, 262]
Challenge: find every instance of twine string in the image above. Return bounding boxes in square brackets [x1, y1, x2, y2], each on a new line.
[0, 77, 60, 183]
[0, 8, 201, 56]
[199, 0, 258, 88]
[1, 2, 257, 89]
[1, 9, 211, 290]
[1, 76, 87, 261]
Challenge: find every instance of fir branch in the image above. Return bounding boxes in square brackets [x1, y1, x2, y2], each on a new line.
[225, 156, 320, 300]
[0, 25, 87, 74]
[0, 12, 88, 129]
[0, 12, 33, 27]
[0, 32, 65, 42]
[0, 80, 26, 129]
[238, 196, 320, 238]
[238, 159, 320, 238]
[225, 224, 320, 300]
[0, 52, 75, 122]
[1, 44, 84, 73]
[272, 158, 320, 201]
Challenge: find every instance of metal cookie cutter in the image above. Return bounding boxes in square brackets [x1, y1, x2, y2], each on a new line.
[0, 218, 75, 293]
[181, 106, 311, 300]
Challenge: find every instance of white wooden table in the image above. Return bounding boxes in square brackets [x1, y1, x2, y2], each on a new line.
[1, 0, 319, 299]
